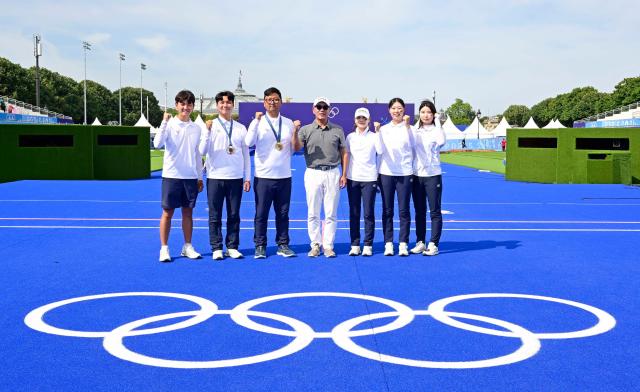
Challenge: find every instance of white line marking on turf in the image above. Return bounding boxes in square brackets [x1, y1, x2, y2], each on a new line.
[1, 225, 639, 232]
[2, 218, 639, 224]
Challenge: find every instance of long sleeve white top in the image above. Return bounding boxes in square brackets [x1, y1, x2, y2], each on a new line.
[198, 118, 251, 181]
[412, 123, 446, 177]
[245, 113, 294, 179]
[153, 117, 203, 179]
[346, 128, 384, 182]
[377, 121, 415, 176]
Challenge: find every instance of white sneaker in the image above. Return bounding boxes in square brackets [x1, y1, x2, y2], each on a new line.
[349, 246, 361, 256]
[423, 242, 439, 256]
[411, 241, 426, 254]
[225, 249, 243, 259]
[362, 246, 373, 256]
[384, 242, 394, 256]
[159, 246, 171, 262]
[399, 242, 409, 256]
[181, 243, 201, 259]
[212, 250, 224, 260]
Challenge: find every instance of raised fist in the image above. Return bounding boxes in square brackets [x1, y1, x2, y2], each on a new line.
[205, 120, 213, 130]
[293, 120, 301, 129]
[403, 115, 410, 126]
[255, 112, 263, 120]
[373, 121, 381, 132]
[163, 112, 171, 121]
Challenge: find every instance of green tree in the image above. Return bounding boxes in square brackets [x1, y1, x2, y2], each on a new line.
[611, 77, 640, 107]
[116, 87, 163, 126]
[445, 98, 475, 125]
[85, 80, 118, 124]
[502, 105, 530, 127]
[0, 57, 33, 102]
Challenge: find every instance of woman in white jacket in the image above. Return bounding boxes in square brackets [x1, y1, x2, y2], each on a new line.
[378, 98, 415, 256]
[410, 100, 446, 256]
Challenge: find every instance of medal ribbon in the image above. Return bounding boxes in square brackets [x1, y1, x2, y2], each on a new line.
[265, 116, 282, 143]
[218, 118, 233, 147]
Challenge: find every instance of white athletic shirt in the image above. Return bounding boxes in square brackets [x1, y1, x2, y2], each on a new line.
[245, 113, 294, 179]
[153, 117, 203, 179]
[378, 121, 415, 176]
[198, 118, 251, 181]
[346, 127, 384, 182]
[412, 123, 446, 177]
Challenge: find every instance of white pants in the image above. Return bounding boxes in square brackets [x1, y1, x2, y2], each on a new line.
[304, 167, 340, 249]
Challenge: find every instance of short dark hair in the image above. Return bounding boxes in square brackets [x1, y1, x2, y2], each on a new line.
[215, 90, 235, 104]
[388, 97, 405, 109]
[263, 87, 282, 99]
[418, 100, 437, 127]
[175, 90, 195, 105]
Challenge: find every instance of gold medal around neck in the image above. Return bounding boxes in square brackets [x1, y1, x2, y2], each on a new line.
[275, 142, 283, 151]
[227, 146, 235, 154]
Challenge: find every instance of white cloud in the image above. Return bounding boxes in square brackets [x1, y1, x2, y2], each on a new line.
[135, 34, 171, 53]
[84, 33, 111, 45]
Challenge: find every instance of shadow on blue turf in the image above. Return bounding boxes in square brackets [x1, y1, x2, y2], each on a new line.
[438, 240, 521, 254]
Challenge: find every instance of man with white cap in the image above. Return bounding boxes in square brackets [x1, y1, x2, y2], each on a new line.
[346, 107, 383, 256]
[293, 97, 348, 257]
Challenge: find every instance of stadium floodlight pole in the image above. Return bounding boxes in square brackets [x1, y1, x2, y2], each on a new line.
[119, 53, 125, 125]
[82, 41, 92, 125]
[146, 96, 149, 121]
[199, 93, 204, 116]
[164, 82, 168, 111]
[433, 90, 436, 107]
[33, 34, 42, 109]
[140, 63, 147, 117]
[476, 109, 481, 139]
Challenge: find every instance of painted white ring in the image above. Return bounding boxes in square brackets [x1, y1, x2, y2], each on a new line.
[332, 310, 541, 369]
[103, 310, 314, 368]
[231, 292, 414, 338]
[24, 292, 218, 338]
[427, 293, 616, 339]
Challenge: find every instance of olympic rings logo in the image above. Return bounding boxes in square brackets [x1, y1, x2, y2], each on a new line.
[328, 106, 340, 119]
[24, 291, 616, 369]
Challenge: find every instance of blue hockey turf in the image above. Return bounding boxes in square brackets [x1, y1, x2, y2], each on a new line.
[1, 157, 639, 391]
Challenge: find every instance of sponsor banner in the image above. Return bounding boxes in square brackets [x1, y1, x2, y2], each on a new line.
[584, 118, 640, 128]
[0, 112, 63, 124]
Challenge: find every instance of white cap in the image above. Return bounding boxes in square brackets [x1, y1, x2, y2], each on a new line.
[354, 107, 370, 119]
[313, 96, 331, 107]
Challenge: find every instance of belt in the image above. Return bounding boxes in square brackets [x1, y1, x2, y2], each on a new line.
[311, 165, 337, 171]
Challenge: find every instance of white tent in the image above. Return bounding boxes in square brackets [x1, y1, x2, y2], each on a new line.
[492, 117, 511, 137]
[542, 119, 557, 129]
[553, 119, 566, 128]
[463, 117, 494, 139]
[442, 117, 464, 140]
[523, 116, 539, 129]
[91, 117, 102, 126]
[134, 114, 152, 127]
[194, 115, 207, 131]
[134, 114, 157, 136]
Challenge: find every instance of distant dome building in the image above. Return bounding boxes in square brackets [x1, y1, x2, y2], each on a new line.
[199, 71, 260, 115]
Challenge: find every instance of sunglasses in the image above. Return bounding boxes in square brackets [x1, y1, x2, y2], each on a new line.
[265, 98, 281, 104]
[315, 103, 330, 110]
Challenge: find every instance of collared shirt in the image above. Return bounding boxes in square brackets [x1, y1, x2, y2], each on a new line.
[412, 123, 446, 177]
[198, 118, 251, 181]
[346, 127, 384, 182]
[153, 117, 203, 179]
[378, 121, 415, 176]
[245, 113, 295, 179]
[298, 121, 345, 169]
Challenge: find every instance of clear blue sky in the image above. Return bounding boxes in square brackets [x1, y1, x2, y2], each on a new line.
[1, 0, 638, 115]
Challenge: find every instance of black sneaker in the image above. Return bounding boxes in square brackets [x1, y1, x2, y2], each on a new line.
[254, 245, 266, 259]
[276, 244, 296, 257]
